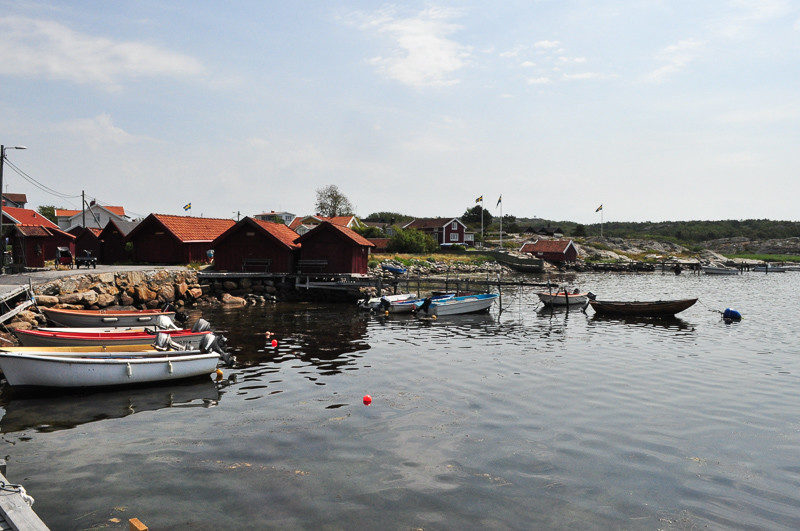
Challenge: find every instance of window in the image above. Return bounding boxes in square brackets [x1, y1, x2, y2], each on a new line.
[451, 221, 457, 230]
[450, 232, 459, 242]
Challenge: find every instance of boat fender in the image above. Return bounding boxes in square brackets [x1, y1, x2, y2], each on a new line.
[722, 308, 742, 321]
[126, 363, 132, 378]
[168, 361, 173, 374]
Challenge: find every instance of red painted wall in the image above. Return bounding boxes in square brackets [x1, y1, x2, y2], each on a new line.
[299, 226, 370, 274]
[100, 227, 127, 264]
[75, 231, 101, 260]
[214, 227, 295, 272]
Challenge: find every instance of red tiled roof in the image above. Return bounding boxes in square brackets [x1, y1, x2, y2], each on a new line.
[2, 206, 59, 229]
[55, 209, 80, 217]
[404, 217, 461, 229]
[294, 221, 375, 247]
[147, 214, 235, 242]
[368, 237, 390, 251]
[520, 240, 573, 254]
[56, 205, 126, 218]
[214, 217, 300, 249]
[103, 206, 126, 216]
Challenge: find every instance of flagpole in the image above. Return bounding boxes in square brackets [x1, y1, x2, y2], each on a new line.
[499, 200, 503, 249]
[480, 198, 484, 247]
[601, 209, 604, 238]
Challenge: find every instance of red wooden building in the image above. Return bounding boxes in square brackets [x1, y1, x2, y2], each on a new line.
[2, 206, 76, 268]
[70, 226, 103, 259]
[402, 217, 468, 246]
[97, 219, 140, 264]
[294, 221, 375, 274]
[212, 217, 300, 272]
[126, 214, 235, 264]
[519, 239, 578, 263]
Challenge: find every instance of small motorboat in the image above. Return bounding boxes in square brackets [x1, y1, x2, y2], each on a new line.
[380, 293, 455, 314]
[41, 307, 176, 328]
[415, 293, 498, 317]
[357, 293, 417, 311]
[380, 264, 408, 275]
[588, 298, 697, 317]
[702, 266, 739, 275]
[752, 264, 788, 272]
[536, 290, 592, 307]
[0, 333, 229, 388]
[13, 319, 213, 348]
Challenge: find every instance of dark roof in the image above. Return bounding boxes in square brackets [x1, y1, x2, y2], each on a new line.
[2, 193, 27, 204]
[403, 217, 463, 230]
[294, 221, 375, 247]
[15, 225, 76, 239]
[212, 217, 300, 249]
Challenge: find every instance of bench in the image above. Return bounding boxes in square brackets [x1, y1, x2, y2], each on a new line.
[242, 258, 272, 272]
[297, 259, 328, 273]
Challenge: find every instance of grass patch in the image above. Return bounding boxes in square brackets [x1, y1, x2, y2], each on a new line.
[722, 253, 800, 262]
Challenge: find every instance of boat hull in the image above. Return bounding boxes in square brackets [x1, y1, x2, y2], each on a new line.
[589, 298, 697, 317]
[41, 307, 176, 328]
[13, 329, 210, 348]
[702, 267, 739, 275]
[0, 351, 219, 387]
[358, 293, 416, 310]
[421, 294, 498, 316]
[536, 292, 589, 306]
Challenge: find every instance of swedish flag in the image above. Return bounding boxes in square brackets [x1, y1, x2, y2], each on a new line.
[475, 196, 483, 203]
[183, 203, 192, 211]
[595, 204, 603, 212]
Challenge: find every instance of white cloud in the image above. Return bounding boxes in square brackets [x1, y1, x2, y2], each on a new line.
[562, 72, 607, 80]
[534, 40, 560, 49]
[520, 61, 536, 68]
[558, 56, 586, 63]
[0, 16, 205, 90]
[647, 38, 705, 82]
[527, 76, 552, 85]
[353, 7, 471, 88]
[52, 114, 149, 149]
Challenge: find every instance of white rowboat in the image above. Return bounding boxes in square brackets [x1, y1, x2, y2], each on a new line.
[702, 266, 740, 275]
[536, 291, 590, 307]
[416, 293, 498, 316]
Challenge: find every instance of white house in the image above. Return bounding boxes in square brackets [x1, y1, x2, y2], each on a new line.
[254, 211, 295, 225]
[55, 202, 130, 231]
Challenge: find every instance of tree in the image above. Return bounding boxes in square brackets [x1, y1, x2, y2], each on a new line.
[315, 185, 353, 217]
[461, 205, 492, 225]
[364, 211, 413, 224]
[387, 229, 438, 253]
[573, 224, 586, 237]
[354, 225, 384, 238]
[37, 205, 58, 223]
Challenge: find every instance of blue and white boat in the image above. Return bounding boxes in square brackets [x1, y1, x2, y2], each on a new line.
[381, 293, 455, 314]
[381, 264, 408, 275]
[415, 293, 498, 316]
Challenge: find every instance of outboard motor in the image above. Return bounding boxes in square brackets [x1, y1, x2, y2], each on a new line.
[154, 314, 179, 330]
[418, 297, 433, 315]
[153, 332, 186, 351]
[191, 318, 212, 333]
[378, 297, 391, 312]
[586, 292, 597, 301]
[200, 333, 234, 366]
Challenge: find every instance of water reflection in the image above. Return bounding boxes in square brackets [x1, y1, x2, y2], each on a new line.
[0, 379, 219, 434]
[588, 314, 695, 331]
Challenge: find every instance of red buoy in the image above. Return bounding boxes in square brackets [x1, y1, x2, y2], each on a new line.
[363, 394, 372, 405]
[271, 339, 278, 347]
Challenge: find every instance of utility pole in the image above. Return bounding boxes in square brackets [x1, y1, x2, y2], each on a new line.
[0, 144, 27, 272]
[82, 190, 86, 227]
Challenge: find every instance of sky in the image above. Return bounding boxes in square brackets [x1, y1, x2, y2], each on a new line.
[0, 0, 798, 224]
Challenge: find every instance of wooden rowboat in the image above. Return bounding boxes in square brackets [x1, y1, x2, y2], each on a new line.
[41, 307, 176, 328]
[536, 291, 590, 307]
[588, 298, 697, 317]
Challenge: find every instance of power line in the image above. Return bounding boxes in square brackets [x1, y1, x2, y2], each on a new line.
[3, 159, 81, 199]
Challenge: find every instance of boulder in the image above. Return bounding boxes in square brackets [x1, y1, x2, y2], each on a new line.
[221, 293, 246, 306]
[223, 280, 237, 291]
[6, 321, 32, 331]
[146, 299, 161, 309]
[35, 294, 60, 306]
[54, 303, 85, 310]
[158, 284, 176, 303]
[59, 291, 98, 306]
[94, 272, 115, 284]
[187, 287, 203, 299]
[240, 278, 252, 289]
[16, 310, 40, 324]
[120, 292, 135, 306]
[95, 293, 117, 308]
[175, 282, 188, 298]
[134, 286, 157, 303]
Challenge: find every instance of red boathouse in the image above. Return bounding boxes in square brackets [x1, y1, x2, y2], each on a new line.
[294, 221, 374, 274]
[126, 214, 235, 264]
[211, 217, 300, 273]
[519, 239, 578, 263]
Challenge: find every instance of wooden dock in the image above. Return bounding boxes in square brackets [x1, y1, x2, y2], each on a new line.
[0, 284, 35, 326]
[0, 462, 48, 530]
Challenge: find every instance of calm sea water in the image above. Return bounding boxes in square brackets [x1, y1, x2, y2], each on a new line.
[2, 271, 800, 529]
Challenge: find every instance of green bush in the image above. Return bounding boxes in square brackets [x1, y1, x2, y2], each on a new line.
[450, 244, 467, 252]
[368, 259, 379, 268]
[387, 229, 438, 253]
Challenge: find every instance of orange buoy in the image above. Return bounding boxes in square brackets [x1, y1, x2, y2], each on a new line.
[363, 394, 372, 405]
[215, 369, 224, 380]
[271, 339, 278, 347]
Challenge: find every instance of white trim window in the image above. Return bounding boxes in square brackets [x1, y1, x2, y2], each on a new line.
[450, 232, 459, 242]
[451, 221, 457, 230]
